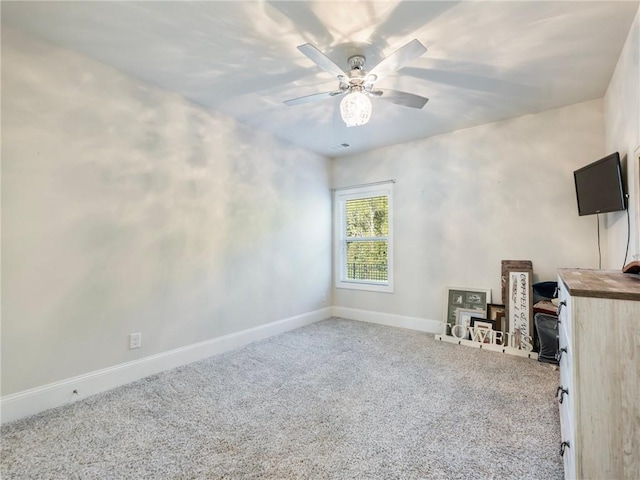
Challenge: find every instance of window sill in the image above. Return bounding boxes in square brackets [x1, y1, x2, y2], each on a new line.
[335, 280, 394, 293]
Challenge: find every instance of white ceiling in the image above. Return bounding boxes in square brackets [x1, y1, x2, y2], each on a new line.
[2, 1, 638, 158]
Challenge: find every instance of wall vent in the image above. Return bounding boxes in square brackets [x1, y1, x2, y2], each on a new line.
[329, 143, 351, 151]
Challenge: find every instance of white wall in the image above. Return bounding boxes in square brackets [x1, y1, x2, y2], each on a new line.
[1, 29, 332, 396]
[332, 100, 604, 323]
[604, 7, 640, 269]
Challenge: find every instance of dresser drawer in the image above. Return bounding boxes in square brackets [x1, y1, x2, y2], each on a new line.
[558, 319, 572, 361]
[561, 439, 575, 479]
[557, 281, 572, 342]
[559, 352, 575, 480]
[558, 347, 573, 437]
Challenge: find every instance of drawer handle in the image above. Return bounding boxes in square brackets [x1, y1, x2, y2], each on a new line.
[557, 386, 569, 404]
[556, 300, 567, 319]
[560, 441, 570, 456]
[556, 347, 567, 362]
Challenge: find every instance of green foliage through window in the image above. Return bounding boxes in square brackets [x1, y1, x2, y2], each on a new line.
[345, 197, 388, 237]
[345, 196, 388, 282]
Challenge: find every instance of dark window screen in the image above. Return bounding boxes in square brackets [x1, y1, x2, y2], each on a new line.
[344, 196, 388, 282]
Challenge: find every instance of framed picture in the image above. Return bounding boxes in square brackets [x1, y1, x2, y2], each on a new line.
[487, 303, 506, 333]
[453, 307, 487, 339]
[470, 317, 495, 343]
[444, 287, 492, 334]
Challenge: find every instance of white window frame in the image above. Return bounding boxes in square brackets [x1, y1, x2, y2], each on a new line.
[334, 182, 394, 293]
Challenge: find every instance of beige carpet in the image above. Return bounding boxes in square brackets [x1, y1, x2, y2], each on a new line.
[1, 318, 563, 479]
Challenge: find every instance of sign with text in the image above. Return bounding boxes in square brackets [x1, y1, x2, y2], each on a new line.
[508, 270, 533, 342]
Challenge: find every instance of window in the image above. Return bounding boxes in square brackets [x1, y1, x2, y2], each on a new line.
[334, 182, 393, 292]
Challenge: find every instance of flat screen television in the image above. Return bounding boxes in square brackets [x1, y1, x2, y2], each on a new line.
[574, 152, 626, 216]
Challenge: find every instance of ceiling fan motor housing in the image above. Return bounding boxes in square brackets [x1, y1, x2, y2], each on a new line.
[348, 55, 367, 84]
[348, 55, 366, 71]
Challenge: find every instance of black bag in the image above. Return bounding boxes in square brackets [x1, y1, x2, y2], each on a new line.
[533, 281, 558, 302]
[535, 313, 559, 364]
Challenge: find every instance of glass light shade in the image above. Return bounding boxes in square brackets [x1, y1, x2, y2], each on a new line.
[340, 91, 372, 127]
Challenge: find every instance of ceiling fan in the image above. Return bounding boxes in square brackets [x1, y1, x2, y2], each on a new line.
[284, 39, 429, 127]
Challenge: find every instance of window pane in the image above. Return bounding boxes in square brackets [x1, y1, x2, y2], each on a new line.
[346, 240, 388, 281]
[346, 196, 388, 238]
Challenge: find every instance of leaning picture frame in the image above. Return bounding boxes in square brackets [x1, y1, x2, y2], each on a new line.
[506, 268, 533, 338]
[443, 287, 492, 335]
[487, 303, 507, 333]
[470, 317, 495, 343]
[453, 308, 487, 339]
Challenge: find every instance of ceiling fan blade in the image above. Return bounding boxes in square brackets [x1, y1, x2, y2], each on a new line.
[297, 43, 347, 79]
[284, 90, 346, 107]
[375, 89, 429, 109]
[368, 39, 427, 82]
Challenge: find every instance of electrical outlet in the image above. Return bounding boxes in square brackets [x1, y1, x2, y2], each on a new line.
[129, 332, 142, 349]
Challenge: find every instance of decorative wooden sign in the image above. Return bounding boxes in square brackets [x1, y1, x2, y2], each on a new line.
[501, 260, 533, 303]
[506, 267, 534, 343]
[501, 260, 533, 348]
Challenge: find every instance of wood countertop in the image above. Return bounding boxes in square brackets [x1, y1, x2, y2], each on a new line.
[558, 268, 640, 301]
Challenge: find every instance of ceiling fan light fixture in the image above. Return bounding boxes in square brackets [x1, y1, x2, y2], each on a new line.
[340, 90, 372, 127]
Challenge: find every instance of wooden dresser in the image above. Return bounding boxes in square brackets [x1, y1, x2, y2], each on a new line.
[557, 269, 640, 479]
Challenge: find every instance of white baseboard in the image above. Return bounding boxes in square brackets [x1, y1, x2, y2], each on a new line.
[332, 306, 441, 333]
[1, 307, 331, 425]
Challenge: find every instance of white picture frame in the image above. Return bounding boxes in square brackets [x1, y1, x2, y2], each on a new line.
[471, 319, 494, 343]
[453, 307, 487, 339]
[473, 320, 493, 330]
[507, 270, 533, 338]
